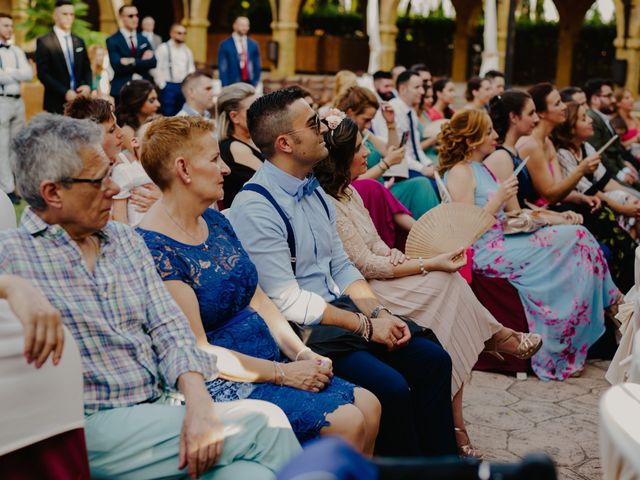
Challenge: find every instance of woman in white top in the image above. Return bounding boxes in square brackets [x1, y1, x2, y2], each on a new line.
[552, 101, 640, 239]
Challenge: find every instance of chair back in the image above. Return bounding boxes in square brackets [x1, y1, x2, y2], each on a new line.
[0, 191, 16, 230]
[0, 302, 84, 456]
[599, 383, 640, 480]
[630, 330, 640, 384]
[635, 246, 640, 290]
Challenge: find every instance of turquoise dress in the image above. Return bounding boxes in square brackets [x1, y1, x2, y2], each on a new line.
[365, 139, 439, 219]
[138, 209, 356, 443]
[450, 161, 619, 380]
[417, 112, 439, 164]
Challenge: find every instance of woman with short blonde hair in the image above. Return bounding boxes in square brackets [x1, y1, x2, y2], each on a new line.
[137, 116, 381, 453]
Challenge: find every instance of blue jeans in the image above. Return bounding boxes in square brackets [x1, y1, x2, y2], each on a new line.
[318, 297, 457, 457]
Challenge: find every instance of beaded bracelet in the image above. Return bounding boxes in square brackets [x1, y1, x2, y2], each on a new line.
[418, 257, 428, 276]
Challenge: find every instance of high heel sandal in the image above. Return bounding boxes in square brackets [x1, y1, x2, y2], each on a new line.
[484, 331, 543, 361]
[454, 427, 484, 459]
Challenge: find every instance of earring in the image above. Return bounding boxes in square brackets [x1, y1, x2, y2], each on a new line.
[186, 178, 192, 184]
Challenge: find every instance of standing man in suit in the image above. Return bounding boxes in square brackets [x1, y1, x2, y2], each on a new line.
[35, 0, 92, 114]
[153, 23, 195, 116]
[106, 5, 156, 99]
[584, 78, 640, 191]
[0, 12, 33, 203]
[217, 16, 261, 87]
[141, 16, 162, 51]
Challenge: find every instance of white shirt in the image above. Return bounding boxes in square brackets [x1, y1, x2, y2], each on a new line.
[53, 26, 75, 79]
[152, 40, 195, 88]
[119, 28, 138, 50]
[0, 42, 33, 96]
[231, 33, 248, 68]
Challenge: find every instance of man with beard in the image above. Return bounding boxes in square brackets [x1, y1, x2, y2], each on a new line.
[585, 78, 640, 190]
[153, 24, 195, 116]
[373, 70, 395, 102]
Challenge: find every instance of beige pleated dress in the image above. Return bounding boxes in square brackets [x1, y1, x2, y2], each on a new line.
[333, 188, 502, 395]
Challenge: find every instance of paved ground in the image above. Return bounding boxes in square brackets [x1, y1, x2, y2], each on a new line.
[464, 360, 611, 480]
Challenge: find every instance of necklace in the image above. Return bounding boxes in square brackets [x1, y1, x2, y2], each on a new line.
[161, 202, 208, 250]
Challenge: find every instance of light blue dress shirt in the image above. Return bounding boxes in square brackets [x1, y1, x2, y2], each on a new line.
[229, 161, 363, 325]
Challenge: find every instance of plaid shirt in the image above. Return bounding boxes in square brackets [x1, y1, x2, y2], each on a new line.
[0, 208, 218, 414]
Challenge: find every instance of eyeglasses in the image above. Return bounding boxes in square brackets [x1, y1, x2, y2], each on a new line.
[284, 113, 321, 136]
[60, 165, 113, 191]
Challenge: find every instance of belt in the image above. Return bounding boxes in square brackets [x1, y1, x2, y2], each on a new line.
[0, 93, 20, 99]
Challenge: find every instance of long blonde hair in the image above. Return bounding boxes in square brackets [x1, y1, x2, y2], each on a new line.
[216, 82, 256, 140]
[438, 109, 491, 174]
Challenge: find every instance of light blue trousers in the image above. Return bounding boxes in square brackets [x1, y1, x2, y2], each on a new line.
[85, 398, 301, 479]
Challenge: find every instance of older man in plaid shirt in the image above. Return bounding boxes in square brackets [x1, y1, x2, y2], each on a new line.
[0, 114, 300, 479]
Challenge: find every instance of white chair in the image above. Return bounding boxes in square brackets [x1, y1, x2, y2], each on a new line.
[600, 383, 640, 480]
[605, 247, 640, 384]
[630, 330, 640, 384]
[0, 191, 16, 230]
[0, 301, 84, 456]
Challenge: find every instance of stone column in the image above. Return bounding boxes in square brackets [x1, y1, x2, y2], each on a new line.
[98, 0, 119, 35]
[553, 0, 594, 88]
[613, 0, 640, 97]
[269, 0, 302, 79]
[378, 0, 400, 71]
[185, 0, 212, 65]
[10, 0, 28, 47]
[451, 0, 483, 82]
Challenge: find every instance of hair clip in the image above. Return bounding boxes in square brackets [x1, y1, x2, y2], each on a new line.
[321, 108, 346, 132]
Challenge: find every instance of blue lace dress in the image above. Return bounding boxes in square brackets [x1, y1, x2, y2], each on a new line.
[138, 209, 356, 443]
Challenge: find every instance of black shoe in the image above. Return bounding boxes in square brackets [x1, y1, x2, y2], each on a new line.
[7, 192, 21, 205]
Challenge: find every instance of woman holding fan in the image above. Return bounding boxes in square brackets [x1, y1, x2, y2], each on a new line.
[442, 108, 619, 381]
[314, 113, 541, 459]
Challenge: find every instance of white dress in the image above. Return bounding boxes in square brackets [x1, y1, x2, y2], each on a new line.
[112, 153, 154, 227]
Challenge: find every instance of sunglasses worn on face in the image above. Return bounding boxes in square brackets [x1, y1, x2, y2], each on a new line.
[285, 113, 321, 136]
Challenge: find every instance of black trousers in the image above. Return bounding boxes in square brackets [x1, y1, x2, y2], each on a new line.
[306, 296, 457, 457]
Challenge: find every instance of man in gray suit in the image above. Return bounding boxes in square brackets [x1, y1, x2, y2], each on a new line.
[141, 16, 162, 51]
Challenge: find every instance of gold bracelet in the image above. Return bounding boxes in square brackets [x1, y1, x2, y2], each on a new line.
[387, 123, 396, 130]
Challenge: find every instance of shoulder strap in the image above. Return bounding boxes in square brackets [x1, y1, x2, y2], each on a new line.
[314, 190, 330, 219]
[241, 183, 297, 274]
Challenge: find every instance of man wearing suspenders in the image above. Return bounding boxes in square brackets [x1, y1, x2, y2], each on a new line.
[0, 12, 33, 204]
[153, 24, 195, 116]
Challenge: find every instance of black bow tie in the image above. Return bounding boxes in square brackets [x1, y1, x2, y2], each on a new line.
[0, 44, 10, 49]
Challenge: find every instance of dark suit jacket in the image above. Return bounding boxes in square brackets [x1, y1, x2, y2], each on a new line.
[217, 36, 261, 87]
[106, 31, 157, 97]
[35, 31, 92, 114]
[588, 108, 640, 189]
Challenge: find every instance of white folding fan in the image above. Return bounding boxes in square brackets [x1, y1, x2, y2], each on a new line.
[405, 172, 495, 259]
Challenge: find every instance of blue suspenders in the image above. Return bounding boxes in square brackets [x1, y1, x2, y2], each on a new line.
[240, 183, 330, 275]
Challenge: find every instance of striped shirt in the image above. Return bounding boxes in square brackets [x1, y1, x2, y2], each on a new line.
[0, 208, 218, 414]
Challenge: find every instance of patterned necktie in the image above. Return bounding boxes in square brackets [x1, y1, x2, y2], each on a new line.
[129, 34, 137, 56]
[240, 39, 249, 82]
[65, 35, 77, 90]
[407, 110, 421, 162]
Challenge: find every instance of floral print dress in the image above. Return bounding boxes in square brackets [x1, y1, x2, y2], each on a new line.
[455, 161, 619, 380]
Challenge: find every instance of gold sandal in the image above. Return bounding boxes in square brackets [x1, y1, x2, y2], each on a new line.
[484, 331, 543, 361]
[454, 427, 484, 459]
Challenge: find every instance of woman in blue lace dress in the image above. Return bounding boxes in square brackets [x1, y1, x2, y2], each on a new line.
[441, 109, 620, 380]
[136, 116, 381, 452]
